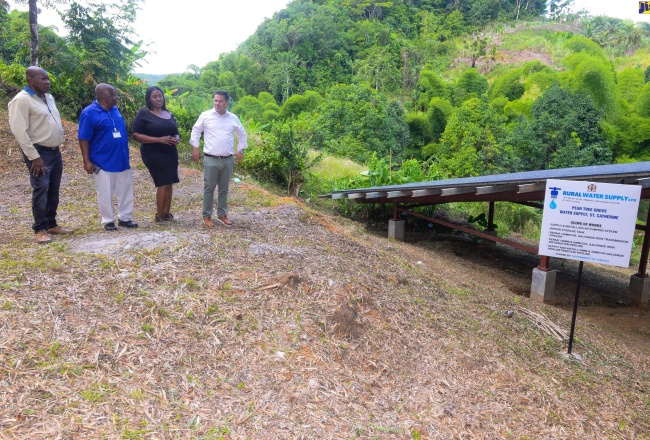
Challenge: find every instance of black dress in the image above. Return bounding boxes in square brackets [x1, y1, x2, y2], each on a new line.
[131, 108, 180, 187]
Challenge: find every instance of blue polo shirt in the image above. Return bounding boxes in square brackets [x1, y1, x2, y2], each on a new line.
[78, 100, 130, 172]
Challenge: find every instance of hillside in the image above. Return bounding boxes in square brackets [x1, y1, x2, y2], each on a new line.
[5, 0, 650, 204]
[1, 110, 650, 439]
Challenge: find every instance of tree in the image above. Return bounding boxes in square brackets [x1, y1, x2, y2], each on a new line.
[265, 51, 303, 102]
[602, 110, 650, 161]
[240, 120, 318, 196]
[563, 35, 606, 58]
[426, 97, 453, 143]
[442, 9, 465, 39]
[416, 70, 450, 111]
[1, 9, 33, 65]
[353, 45, 401, 92]
[13, 0, 68, 66]
[516, 84, 611, 170]
[60, 0, 146, 116]
[489, 67, 525, 101]
[396, 158, 425, 183]
[580, 16, 643, 55]
[547, 0, 574, 20]
[232, 92, 280, 125]
[523, 61, 559, 99]
[503, 97, 534, 120]
[453, 68, 488, 104]
[269, 121, 310, 196]
[465, 0, 500, 28]
[311, 84, 409, 163]
[432, 97, 511, 177]
[63, 0, 144, 80]
[28, 0, 37, 65]
[228, 53, 266, 97]
[245, 0, 355, 95]
[615, 21, 641, 53]
[513, 0, 526, 20]
[617, 67, 645, 105]
[343, 0, 394, 20]
[217, 71, 244, 101]
[465, 34, 488, 68]
[280, 90, 322, 119]
[633, 82, 650, 117]
[232, 95, 266, 124]
[405, 112, 431, 150]
[563, 52, 617, 115]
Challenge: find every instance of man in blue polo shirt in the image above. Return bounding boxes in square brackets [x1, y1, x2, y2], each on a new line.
[78, 83, 138, 231]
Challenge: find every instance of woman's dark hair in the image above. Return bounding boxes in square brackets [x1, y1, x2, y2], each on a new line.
[145, 86, 167, 111]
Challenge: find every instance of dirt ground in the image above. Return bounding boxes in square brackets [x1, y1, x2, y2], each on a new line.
[1, 111, 650, 439]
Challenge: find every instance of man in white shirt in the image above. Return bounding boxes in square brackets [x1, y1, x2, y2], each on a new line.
[190, 91, 247, 227]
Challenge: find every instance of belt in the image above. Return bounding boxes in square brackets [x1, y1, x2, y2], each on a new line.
[34, 143, 59, 150]
[204, 153, 232, 159]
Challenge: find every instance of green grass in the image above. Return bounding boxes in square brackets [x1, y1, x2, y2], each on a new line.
[496, 28, 553, 51]
[613, 46, 650, 71]
[79, 382, 116, 403]
[308, 150, 366, 180]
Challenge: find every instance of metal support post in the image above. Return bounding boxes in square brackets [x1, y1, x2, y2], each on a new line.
[487, 201, 495, 231]
[538, 255, 551, 271]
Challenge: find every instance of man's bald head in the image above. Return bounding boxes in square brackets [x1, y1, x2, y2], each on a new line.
[95, 83, 112, 98]
[95, 83, 118, 110]
[26, 66, 47, 80]
[25, 66, 51, 97]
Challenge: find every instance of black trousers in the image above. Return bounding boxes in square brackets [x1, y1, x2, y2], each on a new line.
[22, 145, 63, 232]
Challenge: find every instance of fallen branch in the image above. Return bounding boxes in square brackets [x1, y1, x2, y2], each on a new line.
[517, 306, 569, 341]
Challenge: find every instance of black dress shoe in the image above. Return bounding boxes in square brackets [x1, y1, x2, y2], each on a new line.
[118, 220, 139, 228]
[104, 222, 117, 231]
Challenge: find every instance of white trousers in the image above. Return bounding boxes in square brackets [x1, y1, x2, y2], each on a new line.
[93, 169, 134, 225]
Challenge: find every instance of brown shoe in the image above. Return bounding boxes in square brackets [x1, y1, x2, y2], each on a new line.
[203, 217, 214, 228]
[35, 230, 51, 244]
[216, 215, 232, 226]
[47, 225, 73, 235]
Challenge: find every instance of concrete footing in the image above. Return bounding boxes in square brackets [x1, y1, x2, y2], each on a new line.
[388, 219, 405, 241]
[530, 267, 557, 303]
[629, 274, 650, 308]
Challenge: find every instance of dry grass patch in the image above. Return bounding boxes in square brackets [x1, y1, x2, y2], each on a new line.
[1, 114, 650, 439]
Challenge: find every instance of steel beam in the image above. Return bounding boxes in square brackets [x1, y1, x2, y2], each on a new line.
[397, 206, 538, 254]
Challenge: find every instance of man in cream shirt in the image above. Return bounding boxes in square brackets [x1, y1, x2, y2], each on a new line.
[8, 66, 72, 244]
[190, 91, 247, 227]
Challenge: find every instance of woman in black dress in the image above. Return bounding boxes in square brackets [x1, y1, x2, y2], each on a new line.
[132, 86, 180, 222]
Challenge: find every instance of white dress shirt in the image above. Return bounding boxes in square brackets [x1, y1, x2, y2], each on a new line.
[190, 109, 247, 156]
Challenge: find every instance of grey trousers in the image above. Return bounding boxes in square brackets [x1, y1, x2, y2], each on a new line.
[202, 155, 234, 218]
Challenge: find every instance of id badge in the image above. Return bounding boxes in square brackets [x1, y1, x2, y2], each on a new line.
[113, 130, 122, 139]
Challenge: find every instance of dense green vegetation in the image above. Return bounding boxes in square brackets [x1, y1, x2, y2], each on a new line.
[0, 0, 146, 119]
[3, 0, 650, 236]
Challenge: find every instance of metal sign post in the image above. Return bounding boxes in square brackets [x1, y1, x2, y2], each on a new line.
[567, 261, 584, 354]
[539, 179, 641, 354]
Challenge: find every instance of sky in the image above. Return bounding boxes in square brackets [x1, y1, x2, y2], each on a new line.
[8, 0, 292, 74]
[6, 0, 650, 75]
[572, 0, 650, 22]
